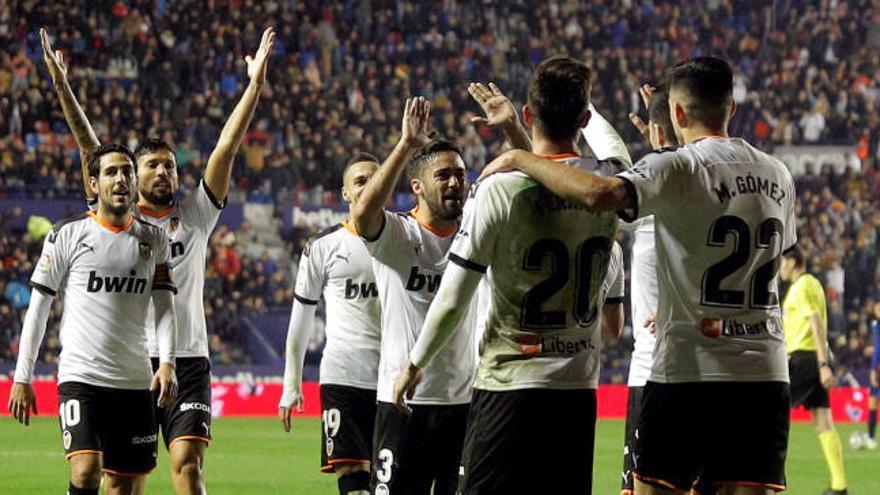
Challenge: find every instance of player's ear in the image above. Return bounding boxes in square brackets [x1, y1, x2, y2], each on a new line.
[729, 100, 737, 120]
[523, 104, 533, 127]
[341, 186, 351, 203]
[673, 101, 688, 129]
[88, 176, 99, 197]
[653, 123, 665, 148]
[410, 177, 423, 196]
[579, 108, 591, 130]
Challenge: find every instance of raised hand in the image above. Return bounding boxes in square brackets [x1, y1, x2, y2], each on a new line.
[39, 28, 68, 85]
[628, 84, 656, 143]
[400, 96, 431, 146]
[246, 27, 276, 87]
[469, 82, 517, 129]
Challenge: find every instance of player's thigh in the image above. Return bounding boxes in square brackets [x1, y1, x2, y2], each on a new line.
[153, 357, 213, 450]
[705, 382, 788, 493]
[169, 438, 206, 472]
[460, 388, 595, 495]
[103, 472, 146, 495]
[371, 402, 413, 494]
[58, 383, 105, 465]
[68, 452, 103, 488]
[102, 388, 158, 477]
[633, 382, 704, 492]
[320, 384, 376, 473]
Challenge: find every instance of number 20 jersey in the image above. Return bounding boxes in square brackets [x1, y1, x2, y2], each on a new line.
[450, 155, 620, 391]
[617, 137, 796, 383]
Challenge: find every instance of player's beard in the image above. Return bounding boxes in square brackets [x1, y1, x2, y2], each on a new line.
[425, 193, 464, 221]
[140, 185, 173, 206]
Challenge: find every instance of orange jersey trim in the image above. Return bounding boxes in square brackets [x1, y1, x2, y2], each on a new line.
[320, 458, 371, 473]
[137, 204, 174, 219]
[169, 435, 211, 449]
[632, 472, 683, 491]
[715, 480, 786, 492]
[66, 449, 102, 460]
[87, 211, 133, 233]
[102, 467, 155, 477]
[542, 152, 579, 161]
[408, 207, 457, 238]
[340, 220, 359, 236]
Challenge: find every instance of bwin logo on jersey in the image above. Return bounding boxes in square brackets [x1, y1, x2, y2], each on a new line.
[345, 279, 378, 299]
[405, 267, 441, 293]
[86, 270, 148, 294]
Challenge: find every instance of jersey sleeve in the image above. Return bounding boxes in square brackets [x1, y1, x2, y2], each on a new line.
[782, 171, 798, 251]
[615, 151, 682, 222]
[293, 237, 326, 306]
[179, 180, 226, 234]
[448, 178, 510, 273]
[603, 241, 625, 305]
[151, 229, 177, 293]
[362, 210, 410, 264]
[29, 228, 71, 296]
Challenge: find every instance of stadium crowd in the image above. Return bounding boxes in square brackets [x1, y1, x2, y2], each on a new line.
[1, 0, 879, 376]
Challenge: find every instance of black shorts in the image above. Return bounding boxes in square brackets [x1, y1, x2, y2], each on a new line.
[460, 388, 596, 495]
[57, 382, 157, 475]
[788, 351, 830, 409]
[371, 401, 469, 495]
[634, 381, 789, 493]
[319, 384, 377, 473]
[151, 357, 212, 449]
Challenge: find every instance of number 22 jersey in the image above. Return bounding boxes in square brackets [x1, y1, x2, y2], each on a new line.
[617, 137, 796, 383]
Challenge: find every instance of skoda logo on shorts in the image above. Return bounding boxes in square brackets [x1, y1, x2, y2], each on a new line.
[63, 430, 72, 450]
[375, 484, 390, 495]
[325, 437, 334, 457]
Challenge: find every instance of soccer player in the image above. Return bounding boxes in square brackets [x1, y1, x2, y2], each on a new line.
[394, 56, 626, 494]
[351, 96, 476, 494]
[279, 153, 382, 495]
[867, 301, 880, 450]
[780, 248, 848, 495]
[617, 83, 684, 495]
[8, 144, 178, 495]
[479, 56, 796, 495]
[40, 27, 275, 494]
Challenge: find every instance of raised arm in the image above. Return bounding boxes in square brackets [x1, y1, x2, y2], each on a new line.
[481, 150, 634, 212]
[582, 103, 632, 168]
[40, 28, 101, 197]
[279, 300, 316, 431]
[468, 82, 531, 152]
[203, 27, 276, 200]
[351, 96, 431, 239]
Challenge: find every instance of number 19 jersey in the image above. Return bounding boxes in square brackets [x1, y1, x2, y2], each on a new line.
[450, 155, 620, 391]
[617, 137, 796, 383]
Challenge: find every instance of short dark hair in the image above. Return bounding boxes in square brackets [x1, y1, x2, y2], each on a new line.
[342, 152, 380, 185]
[648, 83, 679, 147]
[134, 138, 176, 161]
[526, 55, 592, 141]
[783, 246, 805, 268]
[408, 139, 461, 180]
[87, 144, 137, 178]
[668, 56, 734, 128]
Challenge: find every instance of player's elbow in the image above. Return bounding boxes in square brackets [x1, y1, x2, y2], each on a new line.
[579, 178, 623, 211]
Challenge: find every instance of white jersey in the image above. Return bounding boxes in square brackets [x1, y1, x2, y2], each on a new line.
[294, 221, 381, 389]
[627, 216, 658, 387]
[29, 212, 173, 389]
[365, 210, 477, 405]
[450, 156, 620, 391]
[91, 180, 223, 358]
[617, 137, 797, 383]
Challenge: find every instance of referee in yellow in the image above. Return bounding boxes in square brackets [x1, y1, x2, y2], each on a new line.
[780, 247, 847, 495]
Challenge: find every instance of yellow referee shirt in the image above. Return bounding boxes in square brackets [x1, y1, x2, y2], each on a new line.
[782, 273, 827, 353]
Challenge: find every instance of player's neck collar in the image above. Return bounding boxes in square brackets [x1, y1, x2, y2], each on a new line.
[88, 211, 134, 233]
[541, 152, 579, 161]
[137, 203, 174, 219]
[340, 220, 359, 236]
[409, 206, 457, 238]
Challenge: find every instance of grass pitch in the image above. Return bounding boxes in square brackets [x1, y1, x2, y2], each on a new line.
[1, 417, 878, 493]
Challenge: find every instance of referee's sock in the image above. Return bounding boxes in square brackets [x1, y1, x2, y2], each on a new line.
[338, 470, 370, 495]
[818, 429, 847, 491]
[67, 483, 98, 495]
[869, 409, 877, 439]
